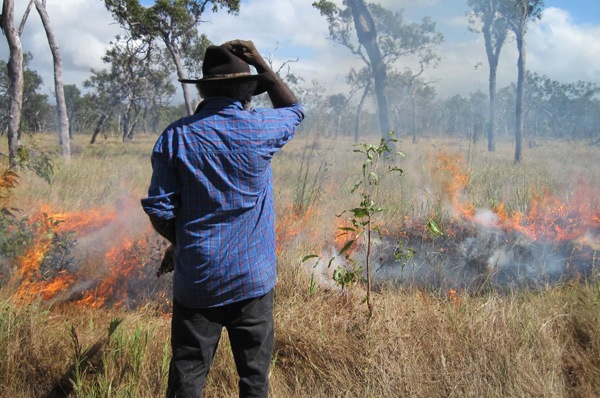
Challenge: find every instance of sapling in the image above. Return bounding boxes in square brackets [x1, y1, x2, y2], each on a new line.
[305, 132, 405, 316]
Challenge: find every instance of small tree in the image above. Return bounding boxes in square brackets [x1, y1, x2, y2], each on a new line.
[306, 132, 404, 317]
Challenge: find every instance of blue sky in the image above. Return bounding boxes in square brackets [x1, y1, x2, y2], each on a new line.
[544, 0, 600, 24]
[3, 0, 600, 100]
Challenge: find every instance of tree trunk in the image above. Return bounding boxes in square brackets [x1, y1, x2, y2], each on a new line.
[163, 34, 194, 116]
[1, 0, 24, 168]
[124, 105, 142, 141]
[354, 82, 370, 143]
[34, 0, 70, 161]
[481, 3, 506, 153]
[122, 107, 130, 142]
[514, 28, 526, 163]
[410, 93, 418, 144]
[347, 0, 391, 137]
[487, 62, 498, 151]
[90, 113, 109, 144]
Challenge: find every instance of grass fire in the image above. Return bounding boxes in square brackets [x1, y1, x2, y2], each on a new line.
[0, 133, 598, 397]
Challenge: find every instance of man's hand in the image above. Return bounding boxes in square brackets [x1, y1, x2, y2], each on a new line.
[222, 38, 299, 108]
[222, 39, 266, 70]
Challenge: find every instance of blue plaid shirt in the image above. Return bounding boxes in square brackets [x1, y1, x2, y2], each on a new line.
[141, 97, 304, 308]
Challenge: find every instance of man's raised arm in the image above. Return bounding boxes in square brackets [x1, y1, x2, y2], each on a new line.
[223, 39, 298, 108]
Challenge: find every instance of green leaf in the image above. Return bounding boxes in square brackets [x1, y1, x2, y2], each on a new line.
[327, 257, 336, 268]
[338, 239, 355, 256]
[350, 207, 369, 218]
[427, 219, 445, 237]
[373, 224, 382, 237]
[388, 166, 404, 175]
[337, 227, 356, 232]
[302, 254, 320, 262]
[335, 210, 347, 218]
[369, 172, 379, 185]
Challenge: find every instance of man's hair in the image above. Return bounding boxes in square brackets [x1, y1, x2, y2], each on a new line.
[197, 80, 258, 104]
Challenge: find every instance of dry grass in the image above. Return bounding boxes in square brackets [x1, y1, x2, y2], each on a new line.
[0, 131, 599, 397]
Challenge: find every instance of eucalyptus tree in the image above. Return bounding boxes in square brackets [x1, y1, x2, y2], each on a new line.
[20, 61, 49, 132]
[84, 67, 125, 144]
[346, 66, 372, 141]
[104, 0, 239, 115]
[1, 55, 47, 134]
[0, 0, 24, 167]
[468, 0, 509, 152]
[468, 90, 488, 143]
[63, 84, 81, 136]
[441, 94, 471, 137]
[561, 81, 600, 142]
[30, 0, 70, 160]
[347, 0, 390, 137]
[85, 35, 175, 143]
[387, 70, 435, 143]
[498, 0, 544, 163]
[313, 0, 443, 140]
[524, 72, 600, 142]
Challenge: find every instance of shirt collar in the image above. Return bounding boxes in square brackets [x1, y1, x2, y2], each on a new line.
[195, 97, 245, 114]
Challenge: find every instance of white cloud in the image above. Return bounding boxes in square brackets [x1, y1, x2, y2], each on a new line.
[527, 7, 600, 85]
[419, 5, 600, 98]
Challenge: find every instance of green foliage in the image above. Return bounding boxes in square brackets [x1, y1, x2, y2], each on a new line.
[393, 239, 416, 266]
[0, 162, 75, 288]
[0, 208, 33, 261]
[313, 0, 444, 133]
[16, 145, 59, 184]
[104, 0, 239, 82]
[0, 169, 32, 266]
[340, 132, 404, 311]
[332, 264, 362, 290]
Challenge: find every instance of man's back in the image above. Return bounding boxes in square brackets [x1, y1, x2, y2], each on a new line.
[143, 97, 304, 308]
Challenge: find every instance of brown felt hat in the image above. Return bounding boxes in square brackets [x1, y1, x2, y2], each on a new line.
[179, 45, 275, 96]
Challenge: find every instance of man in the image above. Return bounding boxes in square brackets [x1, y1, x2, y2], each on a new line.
[141, 39, 304, 397]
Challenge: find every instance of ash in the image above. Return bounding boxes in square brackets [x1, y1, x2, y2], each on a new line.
[371, 222, 597, 294]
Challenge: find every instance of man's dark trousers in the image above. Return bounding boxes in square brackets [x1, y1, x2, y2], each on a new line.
[166, 289, 275, 398]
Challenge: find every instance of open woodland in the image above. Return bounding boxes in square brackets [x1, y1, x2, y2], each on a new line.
[0, 130, 599, 397]
[1, 1, 600, 395]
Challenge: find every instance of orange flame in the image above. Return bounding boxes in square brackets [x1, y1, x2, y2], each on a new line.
[12, 205, 119, 303]
[428, 150, 475, 219]
[276, 205, 316, 254]
[76, 238, 147, 309]
[429, 151, 600, 245]
[38, 204, 117, 235]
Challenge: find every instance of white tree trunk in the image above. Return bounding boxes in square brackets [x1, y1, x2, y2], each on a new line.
[1, 0, 24, 168]
[34, 0, 71, 161]
[163, 36, 194, 116]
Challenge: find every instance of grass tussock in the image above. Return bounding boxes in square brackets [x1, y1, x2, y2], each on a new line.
[0, 132, 599, 397]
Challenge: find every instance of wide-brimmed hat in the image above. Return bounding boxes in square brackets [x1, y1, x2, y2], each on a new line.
[179, 45, 274, 96]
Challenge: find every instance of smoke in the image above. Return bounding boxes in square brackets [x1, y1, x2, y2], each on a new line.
[371, 211, 597, 294]
[36, 193, 174, 310]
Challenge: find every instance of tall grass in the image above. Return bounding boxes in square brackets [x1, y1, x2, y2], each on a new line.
[0, 132, 599, 397]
